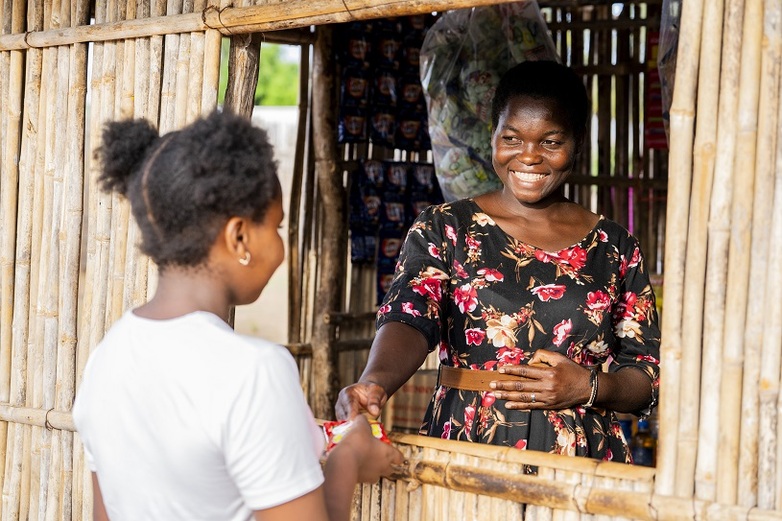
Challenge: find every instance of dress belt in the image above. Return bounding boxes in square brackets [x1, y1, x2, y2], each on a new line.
[438, 365, 531, 392]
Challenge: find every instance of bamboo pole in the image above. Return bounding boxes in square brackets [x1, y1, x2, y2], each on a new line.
[310, 25, 344, 419]
[287, 42, 310, 345]
[760, 45, 782, 511]
[694, 0, 744, 503]
[159, 0, 183, 132]
[716, 0, 762, 503]
[738, 0, 782, 508]
[655, 0, 705, 499]
[174, 0, 194, 127]
[0, 0, 25, 494]
[674, 0, 723, 499]
[0, 0, 523, 51]
[200, 0, 226, 112]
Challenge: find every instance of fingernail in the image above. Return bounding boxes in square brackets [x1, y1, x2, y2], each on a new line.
[489, 382, 496, 389]
[498, 367, 506, 373]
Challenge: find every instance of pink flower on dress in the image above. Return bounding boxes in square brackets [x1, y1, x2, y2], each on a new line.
[535, 250, 553, 263]
[552, 319, 572, 347]
[637, 354, 660, 365]
[531, 284, 567, 302]
[598, 229, 608, 242]
[401, 302, 421, 317]
[445, 224, 458, 245]
[454, 284, 478, 313]
[438, 341, 449, 363]
[465, 235, 481, 250]
[464, 404, 476, 433]
[481, 392, 496, 407]
[442, 420, 452, 439]
[427, 242, 441, 259]
[628, 246, 641, 268]
[586, 290, 611, 311]
[465, 328, 486, 346]
[477, 267, 504, 282]
[453, 259, 469, 279]
[377, 304, 391, 315]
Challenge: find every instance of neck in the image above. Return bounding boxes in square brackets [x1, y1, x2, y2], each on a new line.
[135, 265, 232, 323]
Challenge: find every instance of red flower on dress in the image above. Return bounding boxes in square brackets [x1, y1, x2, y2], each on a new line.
[377, 304, 391, 315]
[481, 392, 496, 407]
[535, 250, 553, 263]
[465, 328, 486, 346]
[454, 283, 478, 313]
[598, 229, 608, 242]
[401, 302, 421, 317]
[637, 354, 659, 365]
[412, 277, 443, 302]
[531, 284, 567, 302]
[466, 235, 481, 250]
[477, 267, 504, 282]
[497, 346, 524, 366]
[560, 246, 587, 270]
[427, 242, 441, 258]
[445, 224, 458, 245]
[552, 319, 572, 347]
[586, 290, 611, 311]
[514, 439, 527, 450]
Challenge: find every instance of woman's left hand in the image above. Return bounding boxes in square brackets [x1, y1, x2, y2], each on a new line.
[489, 349, 592, 410]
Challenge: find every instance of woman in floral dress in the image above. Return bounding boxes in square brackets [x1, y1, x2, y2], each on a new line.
[336, 61, 660, 462]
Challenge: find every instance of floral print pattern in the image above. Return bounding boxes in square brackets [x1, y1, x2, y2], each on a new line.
[377, 200, 660, 463]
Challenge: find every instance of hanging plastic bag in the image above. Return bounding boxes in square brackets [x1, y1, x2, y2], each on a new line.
[420, 1, 558, 201]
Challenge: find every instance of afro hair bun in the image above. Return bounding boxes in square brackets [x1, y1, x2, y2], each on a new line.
[97, 118, 160, 196]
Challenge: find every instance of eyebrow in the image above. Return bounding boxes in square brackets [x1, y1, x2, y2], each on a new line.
[500, 125, 568, 137]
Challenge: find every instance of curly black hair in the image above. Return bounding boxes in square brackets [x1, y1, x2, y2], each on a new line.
[97, 110, 280, 268]
[490, 60, 590, 142]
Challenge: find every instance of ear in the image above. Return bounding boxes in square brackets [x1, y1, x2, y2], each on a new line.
[222, 216, 249, 259]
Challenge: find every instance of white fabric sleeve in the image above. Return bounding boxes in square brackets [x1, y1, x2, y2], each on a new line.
[224, 347, 325, 511]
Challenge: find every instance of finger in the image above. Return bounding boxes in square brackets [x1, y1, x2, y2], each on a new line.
[490, 379, 527, 392]
[365, 388, 386, 418]
[529, 349, 560, 366]
[497, 364, 528, 377]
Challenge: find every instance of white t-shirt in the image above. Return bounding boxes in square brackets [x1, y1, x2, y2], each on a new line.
[72, 311, 325, 521]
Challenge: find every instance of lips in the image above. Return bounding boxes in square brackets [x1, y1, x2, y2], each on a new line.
[509, 170, 547, 182]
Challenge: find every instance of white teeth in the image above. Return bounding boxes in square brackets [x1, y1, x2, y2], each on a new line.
[510, 170, 546, 182]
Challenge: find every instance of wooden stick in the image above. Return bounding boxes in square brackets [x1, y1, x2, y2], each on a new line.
[675, 0, 723, 498]
[716, 0, 762, 503]
[0, 0, 523, 51]
[694, 0, 743, 503]
[0, 0, 26, 493]
[655, 0, 704, 498]
[738, 0, 781, 507]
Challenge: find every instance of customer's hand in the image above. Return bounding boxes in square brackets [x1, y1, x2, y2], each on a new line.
[335, 381, 388, 420]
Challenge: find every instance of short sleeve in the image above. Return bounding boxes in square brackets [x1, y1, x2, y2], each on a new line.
[376, 205, 453, 350]
[224, 348, 324, 510]
[608, 231, 661, 416]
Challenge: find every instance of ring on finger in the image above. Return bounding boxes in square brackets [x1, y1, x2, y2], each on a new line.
[530, 393, 536, 403]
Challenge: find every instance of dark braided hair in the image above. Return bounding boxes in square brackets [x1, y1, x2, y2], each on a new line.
[491, 60, 590, 142]
[97, 110, 280, 269]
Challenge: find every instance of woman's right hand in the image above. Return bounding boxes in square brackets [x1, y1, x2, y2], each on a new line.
[335, 381, 388, 420]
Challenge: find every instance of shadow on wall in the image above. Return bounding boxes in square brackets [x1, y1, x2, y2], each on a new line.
[234, 106, 298, 344]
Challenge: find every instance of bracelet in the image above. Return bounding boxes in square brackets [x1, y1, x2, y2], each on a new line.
[583, 367, 599, 408]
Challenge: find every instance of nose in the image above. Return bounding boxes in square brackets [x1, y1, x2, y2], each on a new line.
[519, 142, 542, 165]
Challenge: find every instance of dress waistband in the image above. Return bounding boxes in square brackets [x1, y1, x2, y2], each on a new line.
[437, 365, 531, 392]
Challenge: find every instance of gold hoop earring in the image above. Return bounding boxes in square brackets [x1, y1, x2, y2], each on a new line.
[238, 252, 251, 266]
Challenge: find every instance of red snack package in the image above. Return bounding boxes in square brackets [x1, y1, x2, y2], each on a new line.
[323, 419, 391, 452]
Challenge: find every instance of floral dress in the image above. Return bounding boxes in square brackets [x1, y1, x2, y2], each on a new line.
[376, 199, 660, 463]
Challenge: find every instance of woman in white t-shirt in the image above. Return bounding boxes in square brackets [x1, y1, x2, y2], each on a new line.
[72, 110, 403, 521]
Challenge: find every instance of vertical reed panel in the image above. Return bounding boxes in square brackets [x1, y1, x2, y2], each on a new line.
[656, 0, 705, 498]
[675, 0, 724, 498]
[0, 0, 25, 493]
[694, 0, 743, 502]
[737, 0, 781, 507]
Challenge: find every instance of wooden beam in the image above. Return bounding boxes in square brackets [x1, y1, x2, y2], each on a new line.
[0, 0, 521, 51]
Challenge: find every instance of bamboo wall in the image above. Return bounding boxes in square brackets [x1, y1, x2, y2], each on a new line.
[1, 0, 782, 519]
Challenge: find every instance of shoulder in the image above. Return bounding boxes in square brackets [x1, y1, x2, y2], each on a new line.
[594, 218, 639, 248]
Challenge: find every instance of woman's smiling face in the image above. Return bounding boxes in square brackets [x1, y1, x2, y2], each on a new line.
[491, 94, 580, 207]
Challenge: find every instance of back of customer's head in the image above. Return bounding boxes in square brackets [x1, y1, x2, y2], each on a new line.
[491, 60, 590, 141]
[97, 110, 279, 269]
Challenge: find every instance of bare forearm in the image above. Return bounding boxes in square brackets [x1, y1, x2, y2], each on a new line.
[360, 322, 430, 397]
[595, 367, 654, 413]
[323, 450, 359, 521]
